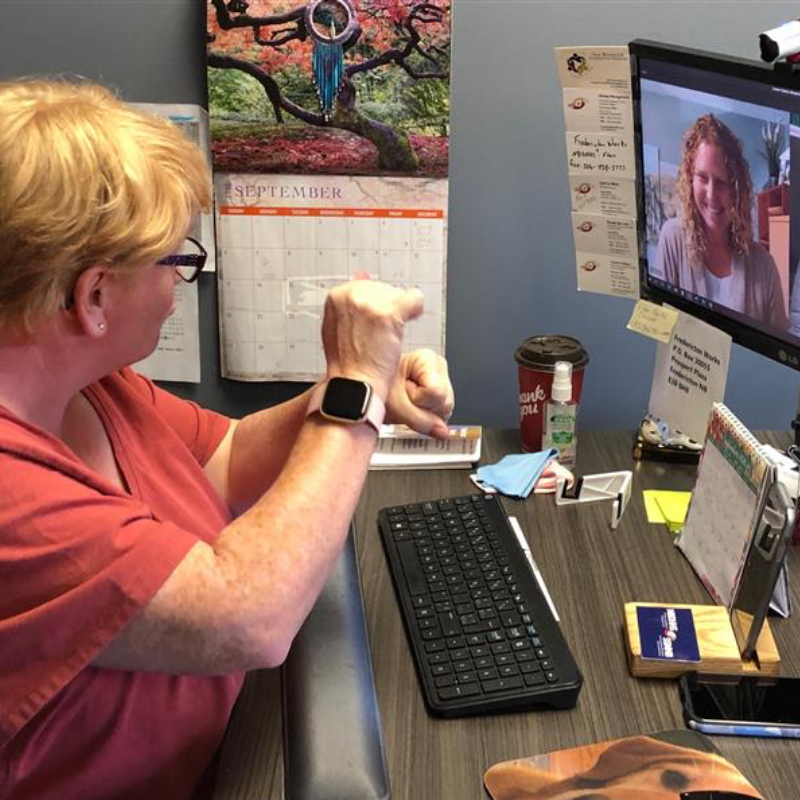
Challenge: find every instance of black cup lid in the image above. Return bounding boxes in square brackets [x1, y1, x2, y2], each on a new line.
[514, 335, 589, 371]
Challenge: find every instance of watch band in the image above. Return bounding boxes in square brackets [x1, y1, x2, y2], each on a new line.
[307, 379, 385, 433]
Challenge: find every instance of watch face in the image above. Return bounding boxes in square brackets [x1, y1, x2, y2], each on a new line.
[321, 377, 371, 422]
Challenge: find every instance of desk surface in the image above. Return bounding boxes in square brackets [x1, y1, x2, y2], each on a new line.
[214, 429, 800, 800]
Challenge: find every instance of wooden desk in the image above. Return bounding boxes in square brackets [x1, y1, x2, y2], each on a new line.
[214, 430, 800, 799]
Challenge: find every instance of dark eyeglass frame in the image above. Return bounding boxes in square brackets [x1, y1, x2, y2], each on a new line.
[156, 236, 208, 283]
[63, 237, 209, 311]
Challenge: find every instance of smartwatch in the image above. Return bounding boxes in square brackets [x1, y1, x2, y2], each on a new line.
[307, 377, 385, 433]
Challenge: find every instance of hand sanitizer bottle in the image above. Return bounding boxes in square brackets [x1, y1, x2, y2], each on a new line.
[542, 360, 577, 467]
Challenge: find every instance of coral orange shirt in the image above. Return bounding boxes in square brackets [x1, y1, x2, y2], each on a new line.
[0, 369, 243, 799]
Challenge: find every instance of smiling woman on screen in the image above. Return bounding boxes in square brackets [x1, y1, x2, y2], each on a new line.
[654, 113, 788, 330]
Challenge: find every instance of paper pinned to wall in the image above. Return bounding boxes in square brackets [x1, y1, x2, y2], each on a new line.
[567, 175, 636, 218]
[554, 45, 632, 92]
[555, 46, 639, 301]
[562, 88, 633, 135]
[216, 173, 447, 382]
[134, 281, 201, 384]
[571, 211, 638, 260]
[564, 131, 636, 178]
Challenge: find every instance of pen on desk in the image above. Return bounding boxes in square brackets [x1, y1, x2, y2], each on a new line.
[508, 517, 560, 622]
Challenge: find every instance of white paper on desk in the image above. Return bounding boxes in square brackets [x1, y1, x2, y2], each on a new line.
[648, 309, 731, 442]
[134, 281, 201, 383]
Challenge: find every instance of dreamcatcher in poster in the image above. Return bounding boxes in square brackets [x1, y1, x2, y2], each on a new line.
[306, 0, 358, 120]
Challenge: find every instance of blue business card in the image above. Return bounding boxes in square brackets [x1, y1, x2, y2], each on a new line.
[637, 606, 700, 662]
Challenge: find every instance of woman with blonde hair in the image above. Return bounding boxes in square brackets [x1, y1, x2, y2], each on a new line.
[655, 113, 788, 329]
[0, 78, 453, 798]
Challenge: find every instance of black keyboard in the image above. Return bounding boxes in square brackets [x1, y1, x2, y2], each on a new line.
[378, 494, 583, 717]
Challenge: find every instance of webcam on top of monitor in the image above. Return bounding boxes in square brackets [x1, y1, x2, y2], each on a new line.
[760, 20, 800, 64]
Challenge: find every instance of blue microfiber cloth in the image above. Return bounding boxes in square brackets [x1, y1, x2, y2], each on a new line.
[474, 449, 558, 499]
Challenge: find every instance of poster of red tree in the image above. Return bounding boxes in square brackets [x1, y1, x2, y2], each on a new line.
[207, 0, 451, 177]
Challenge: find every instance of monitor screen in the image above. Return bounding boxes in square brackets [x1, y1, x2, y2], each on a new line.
[630, 39, 800, 370]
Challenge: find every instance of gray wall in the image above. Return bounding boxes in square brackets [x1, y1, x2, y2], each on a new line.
[2, 1, 798, 432]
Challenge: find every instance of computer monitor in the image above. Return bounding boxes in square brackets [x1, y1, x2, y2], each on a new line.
[630, 39, 800, 372]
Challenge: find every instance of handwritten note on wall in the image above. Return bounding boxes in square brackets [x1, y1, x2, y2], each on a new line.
[565, 132, 635, 177]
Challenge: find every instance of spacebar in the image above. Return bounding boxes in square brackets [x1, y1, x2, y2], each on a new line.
[395, 540, 427, 595]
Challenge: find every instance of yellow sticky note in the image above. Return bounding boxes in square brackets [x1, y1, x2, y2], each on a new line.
[643, 490, 692, 531]
[626, 300, 679, 343]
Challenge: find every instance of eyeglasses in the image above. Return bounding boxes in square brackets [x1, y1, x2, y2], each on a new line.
[63, 237, 209, 310]
[156, 237, 208, 283]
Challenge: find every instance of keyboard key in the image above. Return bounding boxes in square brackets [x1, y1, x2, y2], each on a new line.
[515, 650, 535, 662]
[482, 676, 523, 693]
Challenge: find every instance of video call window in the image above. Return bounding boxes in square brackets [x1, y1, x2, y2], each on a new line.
[638, 57, 800, 346]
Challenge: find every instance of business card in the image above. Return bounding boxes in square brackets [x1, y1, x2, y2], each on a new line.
[637, 606, 701, 662]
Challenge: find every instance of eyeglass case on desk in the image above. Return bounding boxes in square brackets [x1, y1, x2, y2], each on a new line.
[282, 524, 391, 800]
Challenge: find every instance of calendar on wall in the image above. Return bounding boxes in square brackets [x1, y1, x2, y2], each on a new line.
[216, 173, 448, 381]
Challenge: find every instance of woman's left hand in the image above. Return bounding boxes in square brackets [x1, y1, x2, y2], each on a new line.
[385, 349, 454, 440]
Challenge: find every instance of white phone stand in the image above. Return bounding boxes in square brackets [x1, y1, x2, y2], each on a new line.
[555, 470, 633, 529]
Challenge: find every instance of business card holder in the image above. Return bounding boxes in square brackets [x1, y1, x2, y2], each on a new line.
[623, 602, 780, 679]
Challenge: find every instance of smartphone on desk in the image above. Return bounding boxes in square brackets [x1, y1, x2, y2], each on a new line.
[680, 672, 800, 739]
[729, 480, 795, 660]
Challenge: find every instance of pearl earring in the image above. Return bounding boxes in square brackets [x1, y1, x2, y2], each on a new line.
[98, 322, 107, 332]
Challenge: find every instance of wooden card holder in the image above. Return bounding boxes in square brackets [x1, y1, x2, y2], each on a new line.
[624, 602, 780, 679]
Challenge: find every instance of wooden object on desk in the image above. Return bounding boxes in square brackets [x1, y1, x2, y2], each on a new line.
[624, 601, 780, 678]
